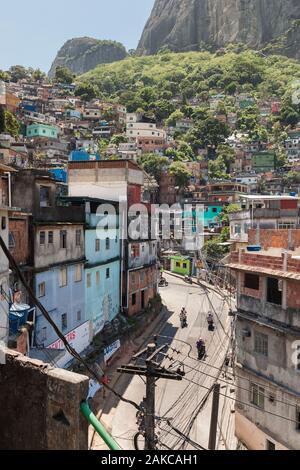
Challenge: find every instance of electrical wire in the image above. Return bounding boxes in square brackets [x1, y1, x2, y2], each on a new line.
[0, 235, 141, 412]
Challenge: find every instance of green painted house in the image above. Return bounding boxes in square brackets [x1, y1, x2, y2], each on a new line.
[170, 256, 191, 276]
[26, 123, 58, 139]
[252, 151, 275, 173]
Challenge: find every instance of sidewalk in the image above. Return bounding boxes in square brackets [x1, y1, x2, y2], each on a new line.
[88, 306, 169, 450]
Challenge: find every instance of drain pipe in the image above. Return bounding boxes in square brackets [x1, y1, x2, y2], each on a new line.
[4, 172, 12, 207]
[80, 401, 121, 451]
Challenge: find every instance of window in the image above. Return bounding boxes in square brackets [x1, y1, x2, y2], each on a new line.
[96, 271, 100, 285]
[87, 273, 91, 288]
[176, 262, 180, 268]
[267, 277, 282, 306]
[183, 263, 187, 269]
[132, 293, 137, 306]
[60, 230, 67, 249]
[76, 230, 82, 246]
[61, 313, 68, 331]
[254, 332, 268, 357]
[2, 216, 7, 230]
[95, 238, 100, 252]
[74, 264, 82, 282]
[296, 407, 300, 431]
[244, 273, 259, 290]
[250, 383, 265, 409]
[77, 310, 82, 322]
[38, 282, 45, 298]
[40, 231, 46, 245]
[60, 267, 68, 287]
[8, 232, 16, 249]
[266, 440, 276, 451]
[41, 327, 47, 342]
[48, 231, 53, 244]
[106, 238, 110, 250]
[297, 345, 300, 372]
[234, 224, 241, 235]
[39, 186, 51, 208]
[106, 268, 110, 279]
[212, 208, 217, 213]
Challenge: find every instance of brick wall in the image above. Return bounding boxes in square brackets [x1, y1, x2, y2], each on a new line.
[128, 265, 158, 316]
[248, 229, 300, 251]
[0, 349, 88, 450]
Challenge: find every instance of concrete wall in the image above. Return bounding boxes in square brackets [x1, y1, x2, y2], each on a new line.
[85, 260, 120, 337]
[235, 365, 300, 450]
[35, 262, 86, 351]
[0, 349, 88, 450]
[128, 240, 157, 269]
[34, 224, 84, 269]
[236, 316, 300, 392]
[235, 412, 288, 450]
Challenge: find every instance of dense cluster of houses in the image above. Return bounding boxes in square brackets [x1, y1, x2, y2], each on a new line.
[0, 160, 160, 368]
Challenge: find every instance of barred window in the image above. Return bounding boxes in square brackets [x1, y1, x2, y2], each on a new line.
[254, 332, 268, 357]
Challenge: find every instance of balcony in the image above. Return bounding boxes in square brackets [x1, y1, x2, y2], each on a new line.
[238, 294, 300, 330]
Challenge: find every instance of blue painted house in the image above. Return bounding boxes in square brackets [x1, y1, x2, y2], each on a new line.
[204, 205, 223, 229]
[68, 198, 121, 338]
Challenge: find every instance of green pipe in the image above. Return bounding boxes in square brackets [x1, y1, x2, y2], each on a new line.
[80, 401, 122, 451]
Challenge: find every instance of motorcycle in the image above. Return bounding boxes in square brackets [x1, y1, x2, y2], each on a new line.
[180, 316, 188, 329]
[207, 315, 215, 332]
[184, 276, 193, 284]
[197, 343, 206, 360]
[159, 277, 169, 287]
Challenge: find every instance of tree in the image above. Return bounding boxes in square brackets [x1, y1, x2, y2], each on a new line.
[219, 203, 241, 224]
[202, 239, 227, 261]
[208, 157, 228, 180]
[110, 134, 127, 146]
[0, 70, 10, 81]
[165, 110, 184, 127]
[0, 107, 5, 133]
[279, 105, 299, 127]
[216, 144, 235, 174]
[187, 117, 230, 151]
[54, 66, 74, 85]
[75, 83, 98, 102]
[4, 110, 20, 137]
[169, 162, 192, 188]
[9, 65, 29, 82]
[32, 69, 46, 82]
[138, 154, 169, 181]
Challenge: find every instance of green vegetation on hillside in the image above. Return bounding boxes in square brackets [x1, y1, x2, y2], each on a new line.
[78, 50, 300, 123]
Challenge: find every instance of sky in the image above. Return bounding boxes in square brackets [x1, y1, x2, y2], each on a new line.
[0, 0, 154, 72]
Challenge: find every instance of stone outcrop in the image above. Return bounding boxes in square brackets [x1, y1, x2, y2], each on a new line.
[138, 0, 300, 59]
[49, 37, 127, 77]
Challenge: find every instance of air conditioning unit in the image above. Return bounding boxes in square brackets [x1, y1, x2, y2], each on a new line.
[241, 328, 251, 338]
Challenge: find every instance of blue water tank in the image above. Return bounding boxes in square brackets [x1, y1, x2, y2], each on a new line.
[247, 245, 262, 252]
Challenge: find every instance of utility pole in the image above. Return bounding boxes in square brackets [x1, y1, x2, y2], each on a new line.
[208, 383, 221, 450]
[118, 342, 183, 450]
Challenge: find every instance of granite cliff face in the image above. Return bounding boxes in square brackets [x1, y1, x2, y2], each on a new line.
[49, 37, 127, 77]
[138, 0, 300, 59]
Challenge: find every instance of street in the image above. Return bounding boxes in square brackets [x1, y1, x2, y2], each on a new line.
[108, 273, 237, 450]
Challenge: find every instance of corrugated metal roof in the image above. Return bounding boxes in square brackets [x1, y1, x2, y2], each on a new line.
[226, 263, 300, 281]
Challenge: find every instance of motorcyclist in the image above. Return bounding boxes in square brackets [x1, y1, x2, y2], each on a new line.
[196, 338, 206, 359]
[180, 308, 187, 328]
[207, 313, 214, 324]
